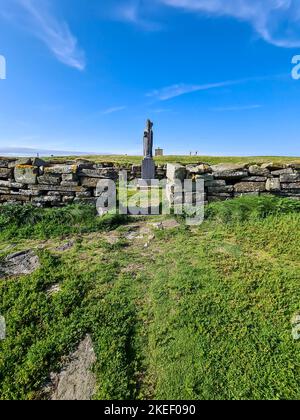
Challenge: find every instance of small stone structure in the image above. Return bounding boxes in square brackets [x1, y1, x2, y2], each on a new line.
[155, 148, 164, 157]
[1, 157, 300, 207]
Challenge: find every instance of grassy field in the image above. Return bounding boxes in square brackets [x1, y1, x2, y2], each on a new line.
[0, 197, 300, 400]
[45, 154, 300, 166]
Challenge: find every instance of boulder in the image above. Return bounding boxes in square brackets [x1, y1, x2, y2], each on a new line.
[248, 165, 270, 177]
[14, 165, 38, 184]
[0, 250, 40, 278]
[266, 178, 281, 192]
[167, 164, 186, 182]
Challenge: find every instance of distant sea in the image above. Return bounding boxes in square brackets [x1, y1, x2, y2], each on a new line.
[0, 147, 99, 157]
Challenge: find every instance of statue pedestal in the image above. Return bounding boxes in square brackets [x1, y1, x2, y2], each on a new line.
[141, 157, 155, 181]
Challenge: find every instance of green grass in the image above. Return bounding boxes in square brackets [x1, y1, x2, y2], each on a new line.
[0, 204, 128, 240]
[1, 196, 300, 400]
[44, 154, 300, 166]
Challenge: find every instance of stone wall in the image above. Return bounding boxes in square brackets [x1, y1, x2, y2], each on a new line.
[166, 162, 300, 204]
[1, 157, 300, 207]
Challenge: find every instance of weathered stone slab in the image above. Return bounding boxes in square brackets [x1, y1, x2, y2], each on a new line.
[16, 158, 32, 166]
[0, 180, 10, 188]
[62, 173, 78, 182]
[44, 165, 77, 175]
[211, 163, 247, 172]
[261, 162, 286, 171]
[43, 335, 96, 401]
[78, 168, 117, 178]
[280, 173, 300, 183]
[207, 185, 234, 193]
[167, 164, 186, 182]
[211, 164, 248, 180]
[205, 179, 226, 187]
[0, 159, 14, 168]
[61, 181, 80, 187]
[38, 174, 61, 185]
[281, 183, 300, 190]
[76, 191, 92, 198]
[248, 165, 270, 177]
[0, 168, 13, 179]
[193, 174, 214, 182]
[266, 178, 281, 192]
[0, 194, 30, 202]
[32, 185, 87, 193]
[32, 158, 47, 167]
[14, 166, 38, 184]
[234, 182, 266, 193]
[11, 189, 41, 197]
[74, 197, 97, 205]
[80, 177, 102, 188]
[0, 250, 40, 278]
[271, 168, 294, 176]
[0, 187, 10, 194]
[32, 196, 61, 205]
[186, 164, 212, 175]
[243, 176, 268, 182]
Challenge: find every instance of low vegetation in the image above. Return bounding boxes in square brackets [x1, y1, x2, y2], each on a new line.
[46, 154, 300, 167]
[0, 196, 300, 400]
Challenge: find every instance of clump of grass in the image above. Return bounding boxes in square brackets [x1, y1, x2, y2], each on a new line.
[0, 204, 128, 240]
[205, 195, 300, 224]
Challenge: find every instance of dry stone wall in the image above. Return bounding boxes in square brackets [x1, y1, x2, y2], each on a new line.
[1, 157, 300, 207]
[166, 162, 300, 204]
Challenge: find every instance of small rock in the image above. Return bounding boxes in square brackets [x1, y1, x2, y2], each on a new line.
[46, 284, 61, 296]
[0, 250, 40, 278]
[56, 241, 75, 252]
[44, 335, 97, 400]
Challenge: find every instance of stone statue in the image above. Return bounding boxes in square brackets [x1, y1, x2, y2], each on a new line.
[141, 119, 156, 181]
[143, 119, 154, 158]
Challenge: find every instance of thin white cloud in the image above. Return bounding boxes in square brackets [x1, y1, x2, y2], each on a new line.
[159, 0, 300, 48]
[147, 80, 243, 100]
[111, 0, 162, 30]
[2, 0, 85, 70]
[211, 104, 263, 112]
[147, 74, 285, 101]
[102, 106, 127, 115]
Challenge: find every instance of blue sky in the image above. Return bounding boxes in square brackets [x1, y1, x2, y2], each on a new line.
[0, 0, 300, 156]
